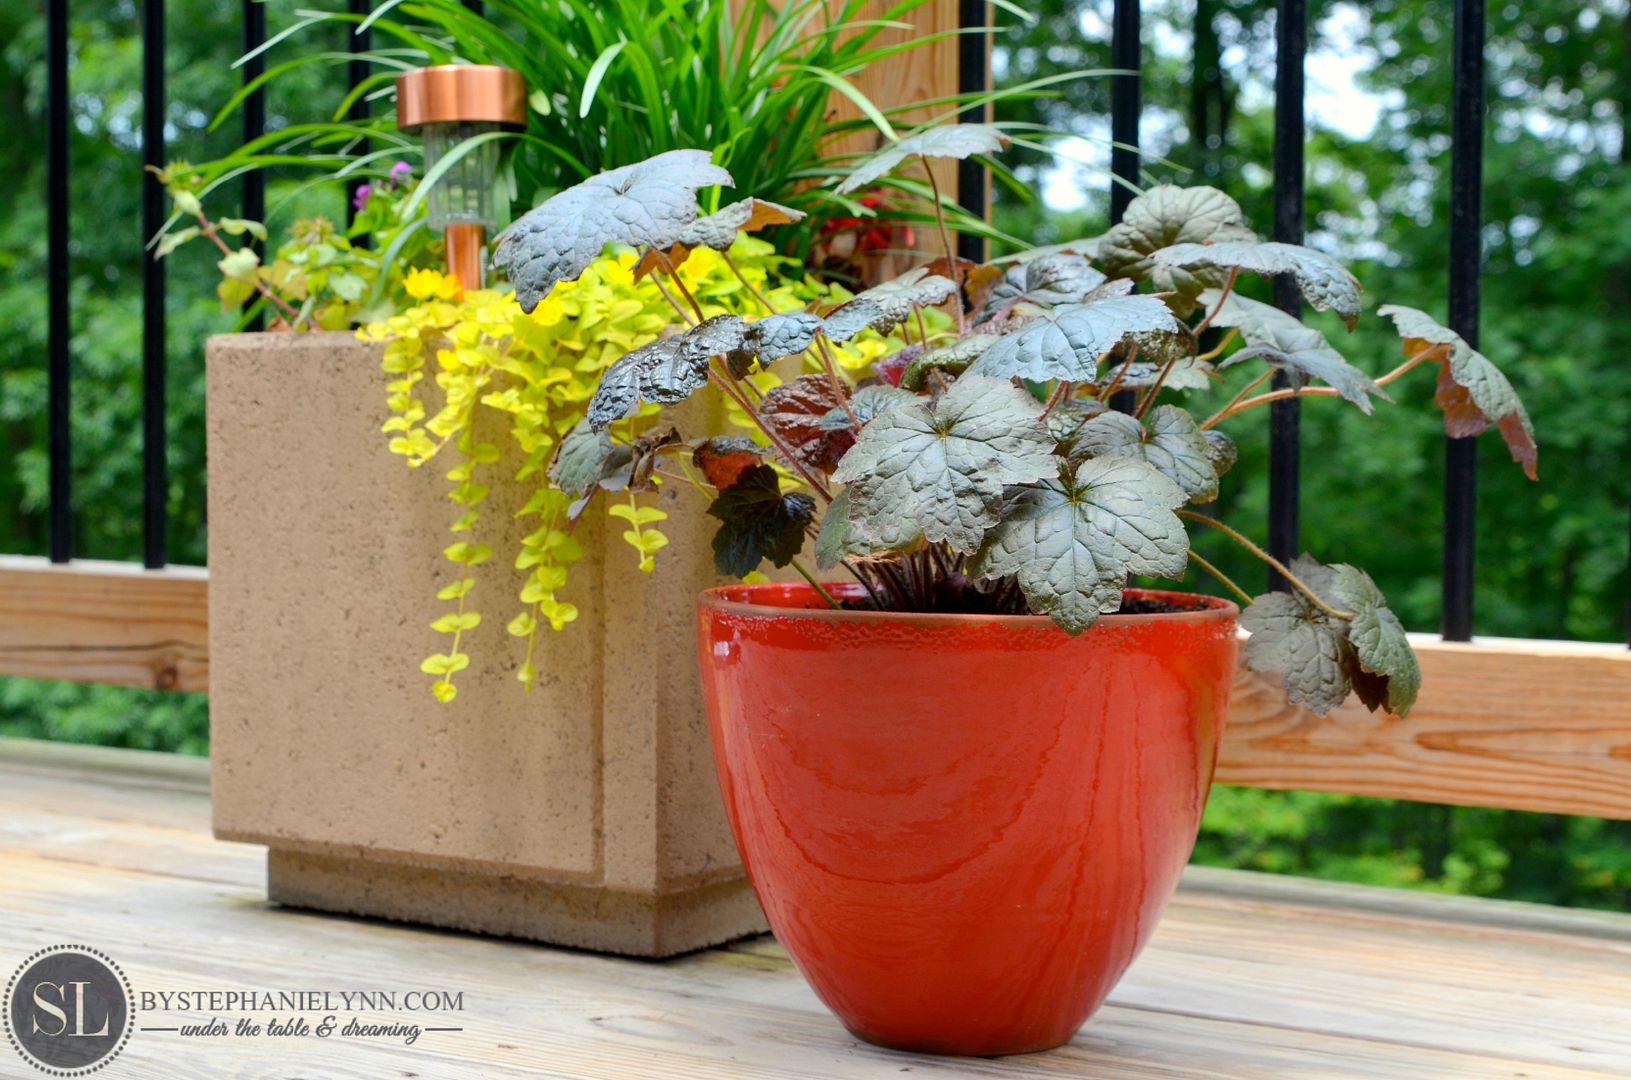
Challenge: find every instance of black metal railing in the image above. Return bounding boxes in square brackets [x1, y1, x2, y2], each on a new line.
[32, 0, 1630, 647]
[1106, 0, 1498, 641]
[45, 0, 70, 566]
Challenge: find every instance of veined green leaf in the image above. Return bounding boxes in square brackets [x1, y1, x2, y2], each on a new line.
[832, 375, 1056, 553]
[969, 456, 1189, 634]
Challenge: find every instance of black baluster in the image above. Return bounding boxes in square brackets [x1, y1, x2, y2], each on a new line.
[142, 0, 168, 568]
[1443, 0, 1485, 642]
[1267, 0, 1306, 591]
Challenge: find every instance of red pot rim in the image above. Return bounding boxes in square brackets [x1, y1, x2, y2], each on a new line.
[699, 582, 1238, 628]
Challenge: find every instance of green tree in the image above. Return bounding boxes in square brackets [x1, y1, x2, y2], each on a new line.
[994, 0, 1631, 910]
[0, 2, 352, 753]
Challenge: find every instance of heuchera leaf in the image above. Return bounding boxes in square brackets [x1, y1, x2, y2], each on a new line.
[744, 311, 824, 364]
[822, 268, 959, 343]
[491, 149, 733, 313]
[758, 374, 855, 473]
[967, 295, 1180, 382]
[548, 418, 616, 498]
[1240, 555, 1420, 716]
[1045, 398, 1107, 447]
[899, 333, 1002, 391]
[817, 384, 916, 431]
[831, 375, 1057, 554]
[874, 343, 923, 387]
[968, 457, 1190, 634]
[586, 337, 695, 428]
[1154, 241, 1363, 329]
[1329, 564, 1422, 716]
[707, 464, 815, 577]
[677, 314, 748, 369]
[1097, 185, 1257, 300]
[974, 253, 1106, 324]
[819, 297, 894, 344]
[1071, 406, 1219, 503]
[863, 267, 960, 316]
[815, 485, 926, 568]
[1111, 356, 1217, 392]
[814, 487, 859, 570]
[1206, 291, 1386, 413]
[586, 316, 745, 428]
[635, 198, 808, 280]
[836, 123, 1009, 195]
[1239, 587, 1351, 715]
[727, 311, 824, 378]
[693, 436, 766, 489]
[680, 198, 805, 251]
[1202, 428, 1238, 479]
[1376, 304, 1537, 480]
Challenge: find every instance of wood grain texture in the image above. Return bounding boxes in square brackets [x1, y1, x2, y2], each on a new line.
[0, 555, 208, 691]
[4, 551, 1631, 822]
[1220, 632, 1631, 819]
[833, 1, 989, 274]
[3, 741, 1631, 1079]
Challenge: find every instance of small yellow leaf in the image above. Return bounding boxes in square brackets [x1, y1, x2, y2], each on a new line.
[436, 579, 475, 600]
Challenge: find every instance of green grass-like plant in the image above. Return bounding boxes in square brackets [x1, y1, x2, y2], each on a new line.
[194, 0, 1100, 259]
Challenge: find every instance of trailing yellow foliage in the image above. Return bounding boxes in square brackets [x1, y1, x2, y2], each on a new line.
[360, 238, 933, 701]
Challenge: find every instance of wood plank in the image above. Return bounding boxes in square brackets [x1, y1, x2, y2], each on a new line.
[834, 1, 987, 274]
[5, 745, 1631, 1078]
[0, 734, 209, 790]
[1, 559, 1629, 821]
[1220, 633, 1631, 818]
[4, 850, 1625, 1080]
[0, 554, 208, 691]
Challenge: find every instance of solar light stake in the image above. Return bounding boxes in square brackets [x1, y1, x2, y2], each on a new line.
[395, 64, 526, 293]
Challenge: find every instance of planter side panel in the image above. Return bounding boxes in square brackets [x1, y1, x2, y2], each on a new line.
[206, 332, 744, 897]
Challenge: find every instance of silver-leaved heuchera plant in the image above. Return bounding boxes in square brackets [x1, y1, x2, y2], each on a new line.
[493, 132, 1537, 719]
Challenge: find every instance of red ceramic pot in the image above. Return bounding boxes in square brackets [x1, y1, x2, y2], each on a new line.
[697, 582, 1238, 1057]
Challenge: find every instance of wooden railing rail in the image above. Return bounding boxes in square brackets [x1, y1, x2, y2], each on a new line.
[3, 555, 1627, 819]
[0, 555, 207, 693]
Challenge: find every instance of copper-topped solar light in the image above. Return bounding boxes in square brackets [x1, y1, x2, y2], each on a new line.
[395, 64, 527, 293]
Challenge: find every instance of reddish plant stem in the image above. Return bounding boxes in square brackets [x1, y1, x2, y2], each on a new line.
[1134, 352, 1179, 419]
[919, 154, 966, 334]
[196, 217, 303, 324]
[1177, 510, 1354, 620]
[1190, 267, 1240, 338]
[1201, 346, 1440, 429]
[1039, 380, 1072, 420]
[1097, 345, 1141, 400]
[814, 336, 861, 430]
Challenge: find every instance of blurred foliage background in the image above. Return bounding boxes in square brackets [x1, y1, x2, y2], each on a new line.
[1, 0, 1628, 909]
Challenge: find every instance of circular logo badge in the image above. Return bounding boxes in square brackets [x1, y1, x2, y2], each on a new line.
[4, 946, 132, 1076]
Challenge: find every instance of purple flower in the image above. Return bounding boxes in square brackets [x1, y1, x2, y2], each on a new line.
[388, 161, 413, 186]
[352, 183, 373, 211]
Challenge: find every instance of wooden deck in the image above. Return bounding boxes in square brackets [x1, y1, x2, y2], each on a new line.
[3, 740, 1630, 1079]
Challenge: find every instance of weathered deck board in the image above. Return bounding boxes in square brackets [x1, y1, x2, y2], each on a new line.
[2, 740, 1629, 1079]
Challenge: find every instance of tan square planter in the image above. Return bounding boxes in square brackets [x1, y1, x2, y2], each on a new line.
[206, 331, 765, 956]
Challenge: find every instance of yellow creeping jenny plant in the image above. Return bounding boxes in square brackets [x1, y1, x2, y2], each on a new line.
[359, 237, 927, 702]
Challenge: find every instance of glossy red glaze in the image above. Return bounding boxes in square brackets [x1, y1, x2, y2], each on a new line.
[697, 582, 1238, 1057]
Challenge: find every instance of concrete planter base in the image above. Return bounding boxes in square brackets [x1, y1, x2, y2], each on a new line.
[206, 332, 765, 957]
[267, 849, 765, 956]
